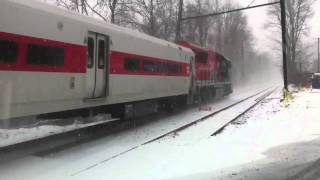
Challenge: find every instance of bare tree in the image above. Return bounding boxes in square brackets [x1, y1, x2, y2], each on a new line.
[156, 0, 179, 40]
[176, 0, 183, 41]
[95, 0, 132, 24]
[108, 0, 118, 23]
[182, 0, 212, 46]
[55, 0, 89, 15]
[130, 0, 157, 36]
[55, 0, 132, 24]
[121, 0, 178, 39]
[267, 0, 314, 74]
[213, 0, 222, 52]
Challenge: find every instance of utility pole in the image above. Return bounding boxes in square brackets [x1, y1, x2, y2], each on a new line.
[318, 38, 320, 73]
[176, 0, 183, 42]
[241, 40, 245, 79]
[280, 0, 288, 90]
[300, 62, 302, 73]
[150, 0, 155, 36]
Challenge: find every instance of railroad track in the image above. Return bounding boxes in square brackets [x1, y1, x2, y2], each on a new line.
[71, 87, 277, 175]
[0, 87, 277, 170]
[211, 86, 279, 136]
[142, 87, 278, 145]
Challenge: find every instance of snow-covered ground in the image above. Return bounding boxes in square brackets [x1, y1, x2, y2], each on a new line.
[64, 88, 320, 180]
[116, 88, 320, 180]
[0, 84, 277, 179]
[0, 115, 119, 147]
[2, 87, 318, 180]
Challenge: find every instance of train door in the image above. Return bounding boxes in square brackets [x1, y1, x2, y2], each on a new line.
[86, 32, 109, 99]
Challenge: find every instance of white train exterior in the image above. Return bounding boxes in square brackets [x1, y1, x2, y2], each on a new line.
[0, 0, 194, 120]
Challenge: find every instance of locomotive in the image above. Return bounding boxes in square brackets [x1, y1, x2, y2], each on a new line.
[0, 0, 232, 121]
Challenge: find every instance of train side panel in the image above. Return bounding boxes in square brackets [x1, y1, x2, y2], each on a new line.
[0, 0, 193, 120]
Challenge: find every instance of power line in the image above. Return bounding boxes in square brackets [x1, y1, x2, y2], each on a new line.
[181, 1, 279, 21]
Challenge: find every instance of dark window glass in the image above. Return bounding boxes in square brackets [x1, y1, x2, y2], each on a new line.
[168, 64, 182, 73]
[124, 58, 140, 71]
[98, 39, 105, 69]
[87, 37, 94, 68]
[196, 51, 208, 64]
[220, 60, 227, 70]
[143, 61, 157, 72]
[0, 38, 18, 64]
[27, 44, 64, 66]
[158, 62, 167, 72]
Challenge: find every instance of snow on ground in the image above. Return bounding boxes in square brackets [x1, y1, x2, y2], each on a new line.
[206, 89, 320, 180]
[0, 115, 118, 147]
[153, 88, 320, 180]
[54, 88, 320, 180]
[0, 84, 275, 180]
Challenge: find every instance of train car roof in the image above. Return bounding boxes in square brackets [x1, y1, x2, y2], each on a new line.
[3, 0, 193, 54]
[216, 53, 232, 64]
[178, 40, 232, 64]
[177, 41, 211, 52]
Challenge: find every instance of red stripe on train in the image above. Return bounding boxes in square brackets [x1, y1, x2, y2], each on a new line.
[109, 51, 190, 77]
[0, 32, 87, 73]
[0, 32, 189, 77]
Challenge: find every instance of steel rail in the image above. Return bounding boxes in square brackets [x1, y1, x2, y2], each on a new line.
[72, 87, 274, 175]
[211, 87, 279, 136]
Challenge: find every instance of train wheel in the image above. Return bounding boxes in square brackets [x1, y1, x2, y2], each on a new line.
[163, 98, 177, 112]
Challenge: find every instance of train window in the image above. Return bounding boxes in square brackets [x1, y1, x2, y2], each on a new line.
[87, 37, 94, 68]
[27, 44, 64, 66]
[0, 38, 18, 64]
[168, 64, 181, 73]
[125, 58, 140, 71]
[98, 39, 105, 69]
[196, 51, 208, 64]
[158, 62, 167, 72]
[143, 61, 157, 72]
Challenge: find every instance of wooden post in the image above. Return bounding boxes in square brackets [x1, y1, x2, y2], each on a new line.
[176, 0, 183, 41]
[280, 0, 288, 90]
[318, 38, 320, 73]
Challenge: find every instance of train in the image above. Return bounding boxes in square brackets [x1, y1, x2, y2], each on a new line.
[0, 0, 232, 121]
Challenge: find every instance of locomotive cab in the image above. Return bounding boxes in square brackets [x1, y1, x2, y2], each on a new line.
[216, 53, 232, 82]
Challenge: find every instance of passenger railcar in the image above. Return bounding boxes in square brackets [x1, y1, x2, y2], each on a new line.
[0, 0, 194, 120]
